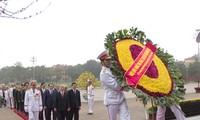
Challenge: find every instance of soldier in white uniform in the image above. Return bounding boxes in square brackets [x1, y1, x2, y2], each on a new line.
[24, 80, 43, 120]
[156, 82, 186, 120]
[8, 85, 14, 109]
[97, 50, 132, 120]
[156, 105, 186, 120]
[87, 79, 94, 115]
[4, 86, 10, 108]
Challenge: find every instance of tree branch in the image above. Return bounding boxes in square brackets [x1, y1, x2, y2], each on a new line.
[0, 0, 51, 19]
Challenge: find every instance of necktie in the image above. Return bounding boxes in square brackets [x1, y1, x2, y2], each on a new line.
[61, 92, 64, 98]
[33, 90, 35, 94]
[42, 89, 45, 93]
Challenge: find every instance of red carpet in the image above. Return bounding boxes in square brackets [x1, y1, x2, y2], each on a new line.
[13, 109, 28, 120]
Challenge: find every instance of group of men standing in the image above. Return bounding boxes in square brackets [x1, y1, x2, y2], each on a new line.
[0, 82, 29, 113]
[24, 80, 81, 120]
[0, 80, 81, 120]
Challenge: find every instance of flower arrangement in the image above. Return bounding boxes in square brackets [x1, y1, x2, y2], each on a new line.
[104, 27, 186, 106]
[114, 39, 173, 97]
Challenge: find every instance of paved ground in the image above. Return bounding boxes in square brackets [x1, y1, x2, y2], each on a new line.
[0, 83, 200, 120]
[0, 107, 22, 120]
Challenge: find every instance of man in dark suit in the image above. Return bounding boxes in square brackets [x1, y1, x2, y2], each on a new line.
[24, 82, 29, 116]
[16, 86, 21, 111]
[68, 82, 81, 120]
[21, 83, 26, 114]
[39, 82, 46, 120]
[44, 83, 56, 120]
[20, 83, 25, 112]
[53, 84, 59, 120]
[54, 84, 70, 120]
[13, 86, 17, 109]
[13, 86, 18, 110]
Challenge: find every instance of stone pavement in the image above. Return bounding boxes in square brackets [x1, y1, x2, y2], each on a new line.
[0, 83, 200, 120]
[0, 107, 22, 120]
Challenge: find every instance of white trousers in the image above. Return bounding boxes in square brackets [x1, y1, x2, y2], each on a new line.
[156, 105, 186, 120]
[10, 98, 14, 108]
[29, 110, 39, 120]
[5, 98, 10, 108]
[106, 100, 132, 120]
[88, 98, 94, 113]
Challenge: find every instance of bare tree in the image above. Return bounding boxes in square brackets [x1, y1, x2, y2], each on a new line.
[0, 0, 51, 19]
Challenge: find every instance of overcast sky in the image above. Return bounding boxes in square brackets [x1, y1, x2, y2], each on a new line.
[0, 0, 200, 68]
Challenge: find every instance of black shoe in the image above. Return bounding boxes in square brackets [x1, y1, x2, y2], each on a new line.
[87, 113, 93, 115]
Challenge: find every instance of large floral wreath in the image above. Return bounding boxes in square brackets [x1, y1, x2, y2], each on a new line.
[104, 27, 186, 106]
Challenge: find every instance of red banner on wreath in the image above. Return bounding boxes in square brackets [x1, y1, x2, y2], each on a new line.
[125, 42, 157, 88]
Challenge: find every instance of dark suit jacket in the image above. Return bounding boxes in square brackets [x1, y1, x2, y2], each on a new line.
[40, 88, 46, 106]
[44, 89, 55, 108]
[21, 89, 25, 102]
[13, 88, 17, 100]
[53, 89, 59, 102]
[13, 89, 18, 102]
[17, 90, 22, 102]
[68, 89, 81, 109]
[54, 91, 70, 111]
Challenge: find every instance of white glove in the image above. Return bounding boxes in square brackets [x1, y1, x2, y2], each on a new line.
[24, 106, 28, 112]
[39, 106, 43, 111]
[123, 87, 130, 92]
[120, 87, 130, 92]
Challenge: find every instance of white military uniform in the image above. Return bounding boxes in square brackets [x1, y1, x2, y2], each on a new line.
[8, 87, 14, 108]
[24, 88, 42, 120]
[156, 105, 186, 120]
[100, 66, 132, 120]
[4, 89, 10, 108]
[87, 84, 94, 114]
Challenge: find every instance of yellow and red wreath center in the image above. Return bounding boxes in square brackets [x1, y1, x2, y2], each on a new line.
[114, 39, 173, 97]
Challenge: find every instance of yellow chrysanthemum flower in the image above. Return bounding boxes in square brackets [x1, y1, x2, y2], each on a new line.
[115, 39, 173, 96]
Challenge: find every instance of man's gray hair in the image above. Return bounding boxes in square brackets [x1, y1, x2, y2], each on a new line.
[60, 84, 67, 87]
